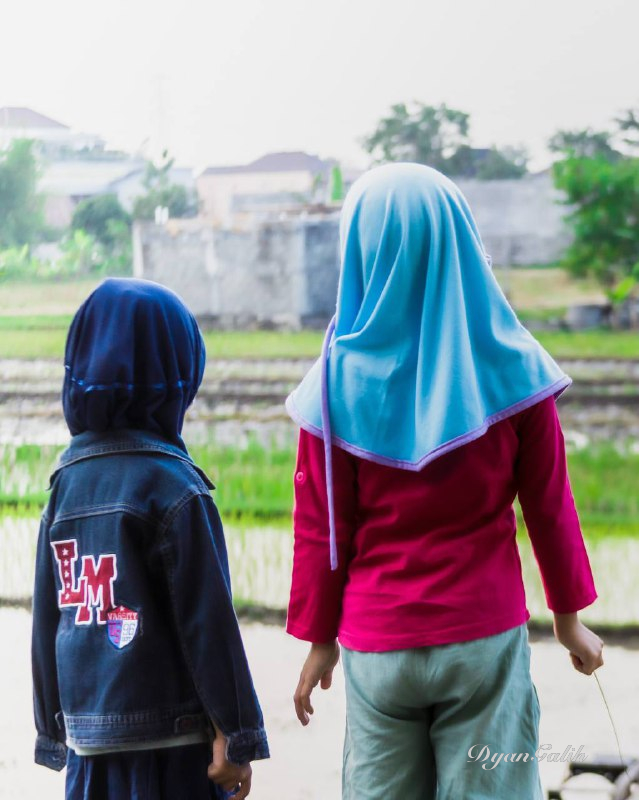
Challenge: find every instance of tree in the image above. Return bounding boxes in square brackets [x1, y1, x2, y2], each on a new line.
[362, 102, 469, 170]
[56, 229, 101, 275]
[132, 151, 198, 221]
[361, 102, 527, 179]
[72, 194, 130, 248]
[615, 108, 639, 151]
[551, 109, 639, 298]
[553, 155, 639, 293]
[0, 139, 45, 247]
[447, 145, 528, 180]
[548, 129, 622, 161]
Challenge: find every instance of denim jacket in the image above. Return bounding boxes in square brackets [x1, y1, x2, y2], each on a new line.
[32, 429, 269, 771]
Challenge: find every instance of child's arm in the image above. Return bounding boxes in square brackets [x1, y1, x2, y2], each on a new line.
[553, 612, 604, 675]
[158, 492, 269, 766]
[208, 722, 252, 799]
[287, 429, 357, 725]
[31, 516, 68, 771]
[515, 396, 603, 674]
[286, 428, 358, 644]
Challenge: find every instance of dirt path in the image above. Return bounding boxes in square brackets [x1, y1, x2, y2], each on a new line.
[3, 610, 638, 799]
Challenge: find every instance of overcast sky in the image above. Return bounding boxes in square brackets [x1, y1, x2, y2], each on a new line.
[2, 0, 637, 171]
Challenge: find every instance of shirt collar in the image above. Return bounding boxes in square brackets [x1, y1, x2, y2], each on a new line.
[50, 429, 215, 490]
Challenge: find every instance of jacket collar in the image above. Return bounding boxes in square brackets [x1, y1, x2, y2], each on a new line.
[50, 429, 215, 489]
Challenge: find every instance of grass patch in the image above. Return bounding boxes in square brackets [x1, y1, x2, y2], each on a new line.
[0, 328, 69, 359]
[2, 441, 638, 531]
[493, 267, 604, 309]
[0, 277, 100, 315]
[534, 330, 639, 359]
[517, 307, 567, 324]
[0, 317, 325, 361]
[0, 270, 628, 361]
[1, 316, 639, 361]
[201, 330, 322, 360]
[0, 441, 297, 519]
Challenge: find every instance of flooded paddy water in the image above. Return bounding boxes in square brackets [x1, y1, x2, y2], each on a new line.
[2, 356, 639, 447]
[2, 514, 639, 629]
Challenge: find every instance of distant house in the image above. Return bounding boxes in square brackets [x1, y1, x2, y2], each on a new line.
[39, 160, 196, 228]
[38, 160, 146, 228]
[197, 151, 337, 226]
[0, 106, 105, 156]
[1, 106, 195, 229]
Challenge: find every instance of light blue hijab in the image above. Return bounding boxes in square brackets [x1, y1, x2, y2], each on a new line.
[286, 163, 570, 568]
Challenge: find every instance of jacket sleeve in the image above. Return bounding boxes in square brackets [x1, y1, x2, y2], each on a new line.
[159, 492, 269, 765]
[286, 428, 358, 643]
[515, 396, 598, 614]
[32, 515, 68, 771]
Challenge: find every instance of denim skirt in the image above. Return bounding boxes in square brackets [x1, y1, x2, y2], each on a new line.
[66, 742, 225, 800]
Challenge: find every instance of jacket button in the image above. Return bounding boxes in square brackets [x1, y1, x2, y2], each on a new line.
[295, 471, 304, 483]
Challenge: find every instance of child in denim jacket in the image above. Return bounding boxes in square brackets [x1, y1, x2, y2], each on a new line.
[32, 278, 268, 800]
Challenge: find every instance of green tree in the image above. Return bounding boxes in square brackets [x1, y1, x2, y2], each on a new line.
[614, 108, 639, 151]
[362, 102, 469, 169]
[132, 151, 198, 221]
[553, 156, 639, 293]
[72, 194, 130, 248]
[0, 139, 45, 247]
[57, 229, 101, 275]
[549, 128, 622, 161]
[361, 102, 527, 179]
[551, 108, 639, 298]
[447, 145, 527, 179]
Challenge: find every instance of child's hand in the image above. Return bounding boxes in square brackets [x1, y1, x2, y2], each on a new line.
[553, 613, 604, 675]
[294, 640, 340, 726]
[208, 724, 252, 799]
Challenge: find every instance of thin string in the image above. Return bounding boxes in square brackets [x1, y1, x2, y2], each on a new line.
[593, 670, 629, 780]
[320, 316, 337, 571]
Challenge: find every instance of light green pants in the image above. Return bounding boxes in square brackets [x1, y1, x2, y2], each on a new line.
[342, 624, 543, 800]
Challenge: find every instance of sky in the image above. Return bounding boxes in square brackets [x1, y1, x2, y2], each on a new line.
[1, 0, 637, 172]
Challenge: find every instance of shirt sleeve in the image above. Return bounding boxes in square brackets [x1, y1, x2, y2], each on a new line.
[32, 515, 68, 771]
[515, 396, 598, 614]
[159, 492, 269, 765]
[286, 428, 358, 643]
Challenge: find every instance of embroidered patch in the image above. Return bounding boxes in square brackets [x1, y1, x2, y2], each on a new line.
[107, 605, 139, 649]
[51, 539, 117, 625]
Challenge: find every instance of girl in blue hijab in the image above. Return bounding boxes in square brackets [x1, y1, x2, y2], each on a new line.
[286, 164, 602, 799]
[32, 278, 268, 800]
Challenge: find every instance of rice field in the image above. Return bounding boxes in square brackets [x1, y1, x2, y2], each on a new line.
[3, 315, 639, 361]
[0, 438, 637, 624]
[2, 440, 638, 528]
[1, 276, 638, 626]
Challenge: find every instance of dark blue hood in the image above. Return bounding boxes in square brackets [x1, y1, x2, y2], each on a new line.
[62, 278, 205, 447]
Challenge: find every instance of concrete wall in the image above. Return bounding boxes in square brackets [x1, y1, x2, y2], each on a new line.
[135, 173, 572, 327]
[134, 215, 340, 327]
[456, 172, 571, 265]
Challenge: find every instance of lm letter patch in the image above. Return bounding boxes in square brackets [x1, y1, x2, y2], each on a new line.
[51, 539, 139, 648]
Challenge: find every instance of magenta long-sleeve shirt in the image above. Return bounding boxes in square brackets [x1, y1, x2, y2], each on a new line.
[286, 396, 597, 651]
